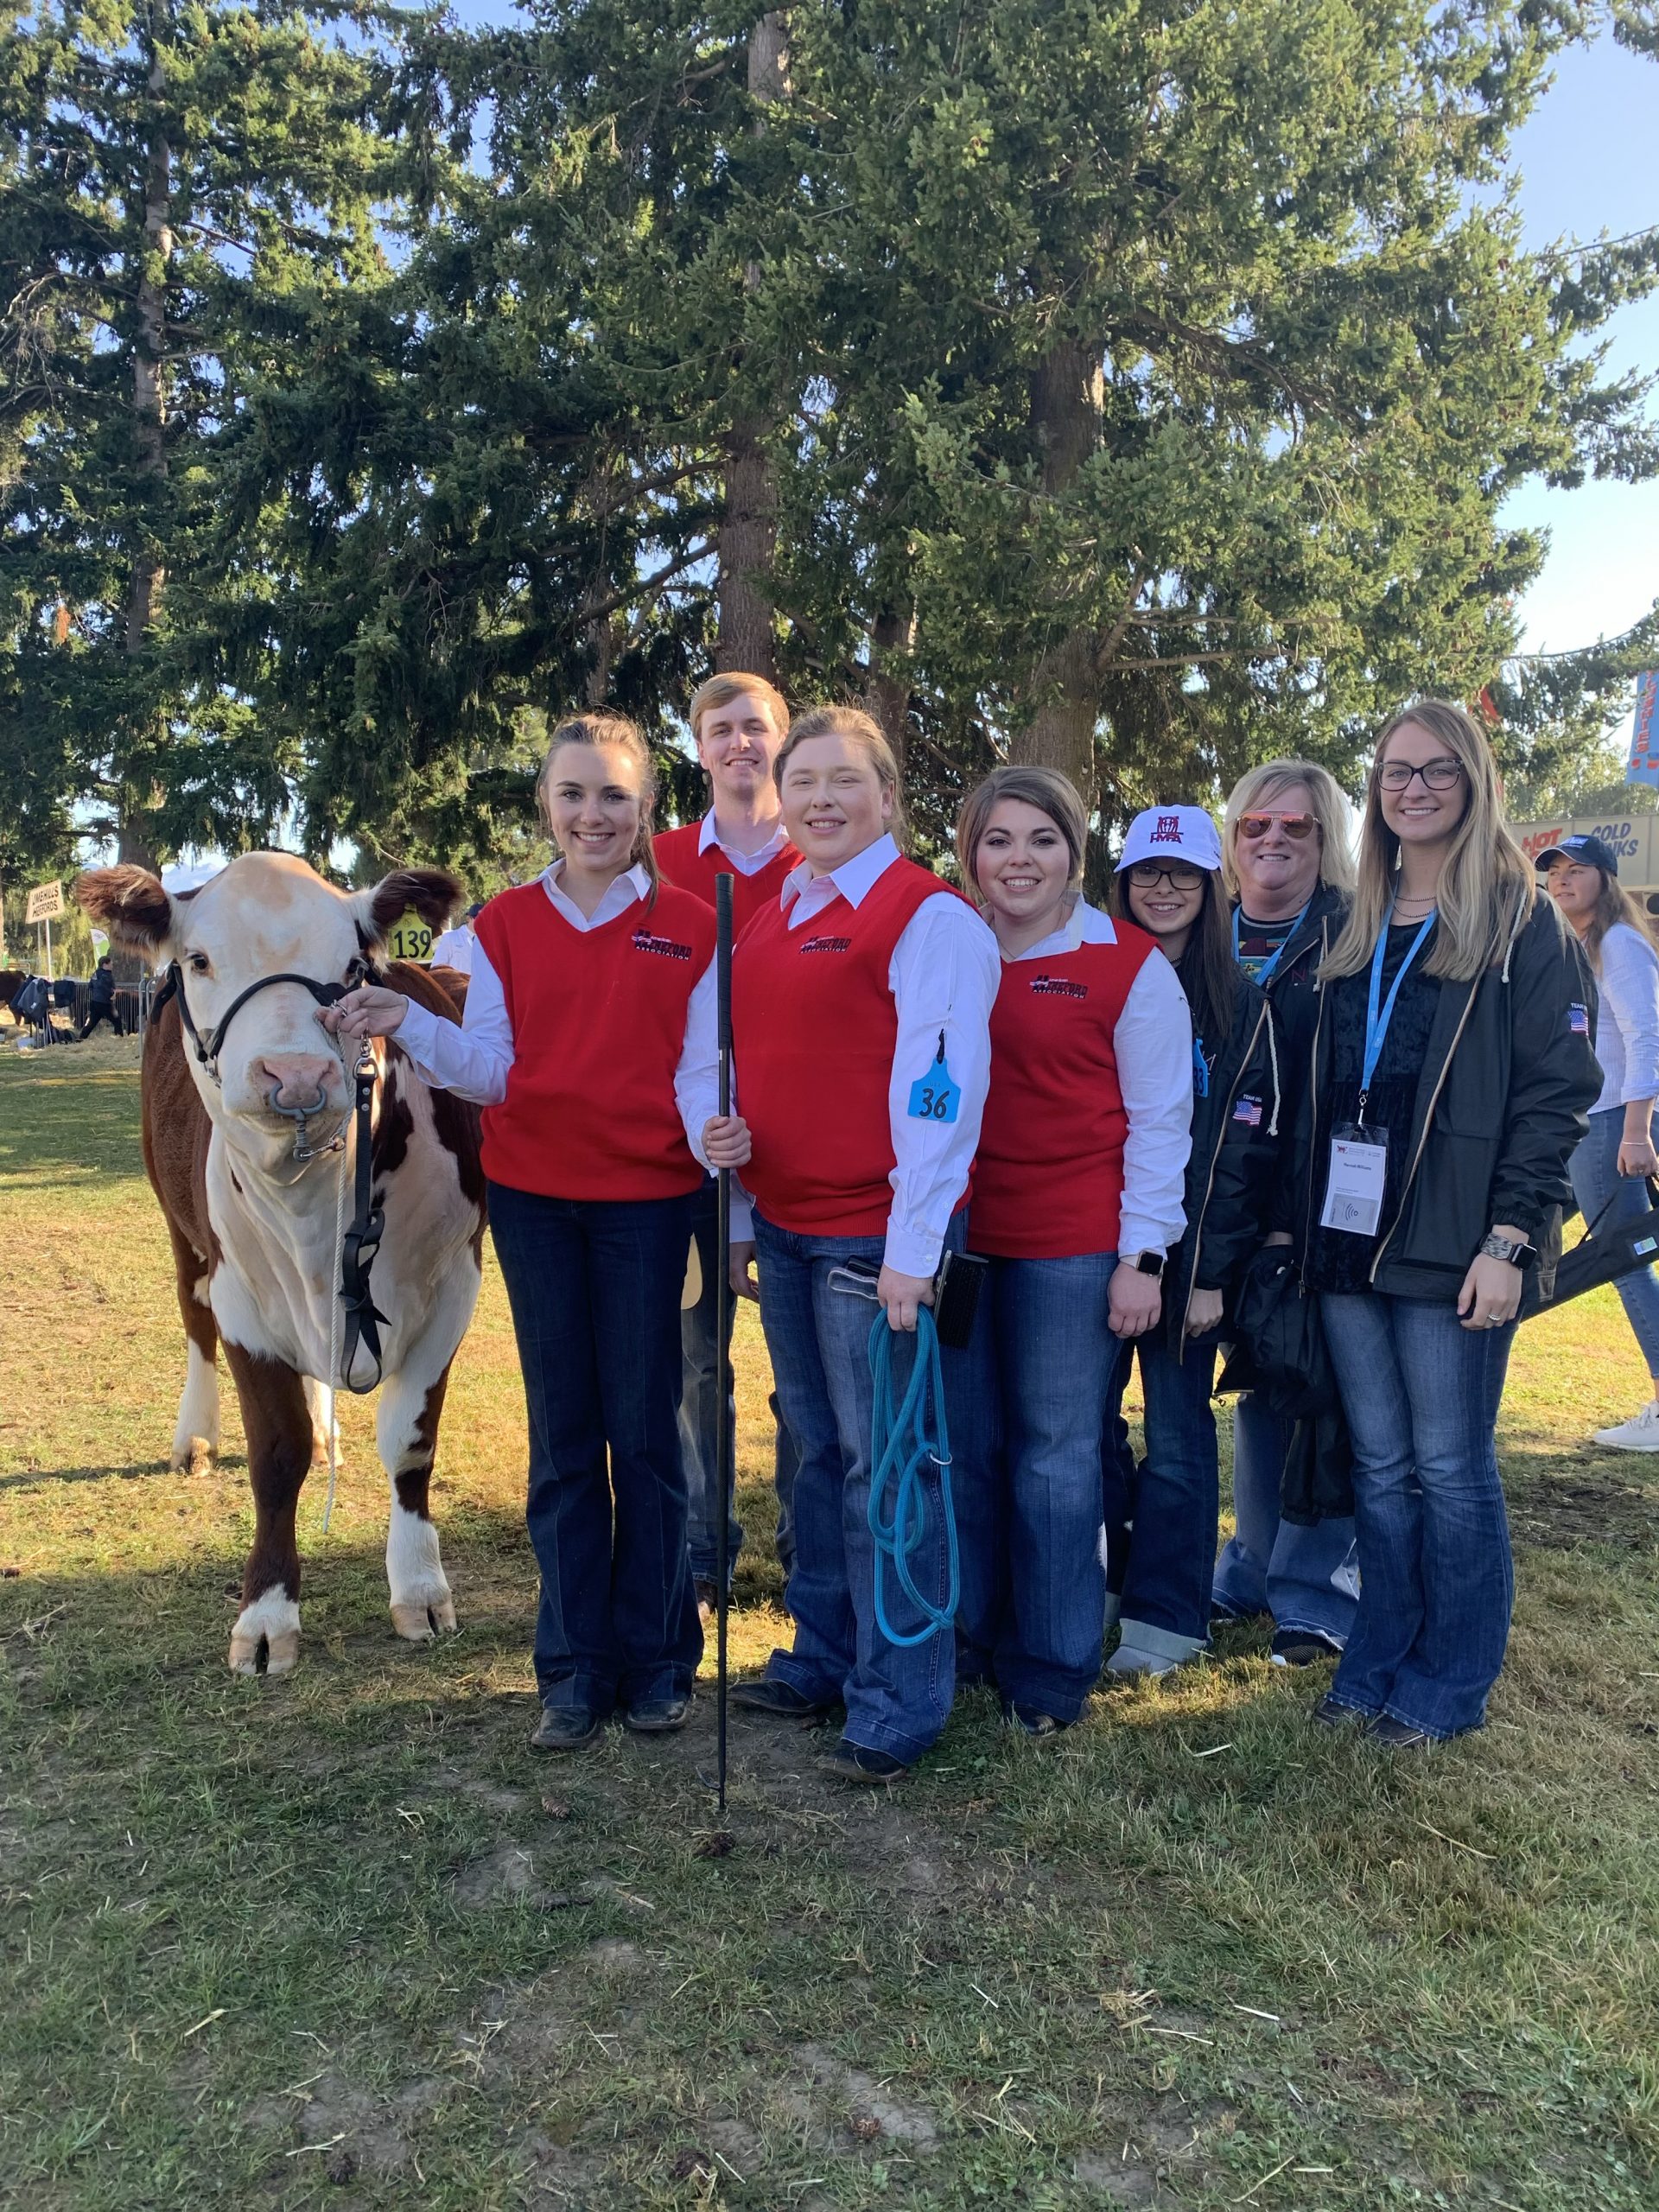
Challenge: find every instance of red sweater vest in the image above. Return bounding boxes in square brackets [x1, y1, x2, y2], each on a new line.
[474, 880, 715, 1202]
[653, 822, 801, 934]
[973, 922, 1160, 1258]
[732, 855, 946, 1235]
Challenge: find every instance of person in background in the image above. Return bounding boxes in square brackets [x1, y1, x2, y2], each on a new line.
[1541, 833, 1659, 1448]
[78, 954, 125, 1039]
[430, 903, 483, 976]
[1289, 701, 1599, 1745]
[1211, 760, 1361, 1666]
[655, 671, 804, 1612]
[953, 769, 1192, 1734]
[1104, 806, 1281, 1678]
[724, 706, 1000, 1784]
[328, 713, 749, 1752]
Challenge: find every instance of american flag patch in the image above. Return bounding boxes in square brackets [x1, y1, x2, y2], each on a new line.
[1232, 1095, 1263, 1127]
[1569, 1002, 1590, 1035]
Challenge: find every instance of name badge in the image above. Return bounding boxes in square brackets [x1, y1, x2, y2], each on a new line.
[907, 1031, 961, 1124]
[1319, 1126, 1388, 1238]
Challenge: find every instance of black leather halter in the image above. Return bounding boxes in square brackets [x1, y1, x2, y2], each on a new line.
[152, 955, 371, 1082]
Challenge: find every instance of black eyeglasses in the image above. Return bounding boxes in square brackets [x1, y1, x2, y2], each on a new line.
[1376, 758, 1465, 792]
[1126, 861, 1206, 890]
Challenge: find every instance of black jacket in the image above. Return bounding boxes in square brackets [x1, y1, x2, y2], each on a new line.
[1284, 893, 1602, 1299]
[1164, 972, 1281, 1344]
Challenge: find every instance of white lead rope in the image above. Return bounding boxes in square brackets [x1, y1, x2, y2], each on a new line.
[319, 1033, 374, 1535]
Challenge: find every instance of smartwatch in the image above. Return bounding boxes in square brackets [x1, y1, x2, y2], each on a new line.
[1479, 1231, 1537, 1270]
[1127, 1251, 1166, 1281]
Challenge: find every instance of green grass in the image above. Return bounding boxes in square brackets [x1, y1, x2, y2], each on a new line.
[3, 1033, 1657, 2209]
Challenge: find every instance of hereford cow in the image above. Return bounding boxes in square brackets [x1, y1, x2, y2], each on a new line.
[77, 855, 486, 1675]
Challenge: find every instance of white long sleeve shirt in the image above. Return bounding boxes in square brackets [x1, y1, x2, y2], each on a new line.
[679, 834, 1001, 1274]
[1592, 921, 1659, 1115]
[393, 861, 720, 1169]
[1002, 900, 1193, 1258]
[695, 808, 793, 874]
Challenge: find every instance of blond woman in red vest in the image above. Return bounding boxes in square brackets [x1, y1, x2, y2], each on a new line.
[951, 767, 1194, 1734]
[723, 706, 1001, 1784]
[328, 714, 749, 1752]
[654, 672, 803, 1611]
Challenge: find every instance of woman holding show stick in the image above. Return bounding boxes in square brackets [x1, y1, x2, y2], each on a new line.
[326, 713, 749, 1752]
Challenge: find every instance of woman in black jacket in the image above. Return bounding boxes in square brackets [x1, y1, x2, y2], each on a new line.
[1292, 701, 1599, 1746]
[1103, 807, 1282, 1677]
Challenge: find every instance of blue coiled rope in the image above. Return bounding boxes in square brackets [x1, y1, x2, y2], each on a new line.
[867, 1306, 959, 1647]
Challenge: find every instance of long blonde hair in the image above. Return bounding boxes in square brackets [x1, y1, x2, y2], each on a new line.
[955, 764, 1089, 896]
[539, 712, 662, 902]
[1320, 700, 1536, 983]
[775, 704, 907, 849]
[1223, 758, 1357, 903]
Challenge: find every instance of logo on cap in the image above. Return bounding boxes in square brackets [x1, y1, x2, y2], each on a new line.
[1150, 813, 1183, 845]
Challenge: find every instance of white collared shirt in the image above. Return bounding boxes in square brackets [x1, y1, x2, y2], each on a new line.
[683, 832, 1001, 1273]
[394, 861, 720, 1166]
[697, 808, 792, 876]
[1002, 899, 1192, 1258]
[429, 922, 474, 975]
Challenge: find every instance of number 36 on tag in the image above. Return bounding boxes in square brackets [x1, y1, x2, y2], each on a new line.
[907, 1032, 961, 1124]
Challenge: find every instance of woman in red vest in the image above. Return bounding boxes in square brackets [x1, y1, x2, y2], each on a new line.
[952, 766, 1194, 1733]
[725, 706, 1001, 1784]
[327, 713, 748, 1751]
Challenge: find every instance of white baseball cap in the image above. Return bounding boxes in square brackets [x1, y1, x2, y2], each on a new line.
[1116, 804, 1224, 874]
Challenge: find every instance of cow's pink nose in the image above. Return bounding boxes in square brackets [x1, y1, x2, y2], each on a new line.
[255, 1054, 338, 1109]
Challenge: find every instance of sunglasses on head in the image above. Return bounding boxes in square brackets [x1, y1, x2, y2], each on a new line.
[1236, 810, 1319, 842]
[1127, 860, 1207, 890]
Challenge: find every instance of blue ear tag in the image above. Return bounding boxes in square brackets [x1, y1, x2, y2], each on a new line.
[907, 1031, 961, 1124]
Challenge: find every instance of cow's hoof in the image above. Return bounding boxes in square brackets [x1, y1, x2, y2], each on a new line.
[171, 1437, 216, 1476]
[228, 1595, 301, 1676]
[391, 1595, 459, 1642]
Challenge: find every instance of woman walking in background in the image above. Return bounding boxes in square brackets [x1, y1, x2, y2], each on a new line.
[1211, 760, 1360, 1666]
[1289, 701, 1599, 1745]
[1103, 806, 1281, 1679]
[954, 768, 1192, 1733]
[1541, 832, 1659, 1448]
[330, 713, 748, 1751]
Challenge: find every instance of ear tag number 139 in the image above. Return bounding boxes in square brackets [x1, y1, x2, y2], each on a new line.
[907, 1030, 961, 1124]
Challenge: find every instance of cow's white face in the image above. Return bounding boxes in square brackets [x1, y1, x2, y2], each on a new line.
[78, 855, 461, 1173]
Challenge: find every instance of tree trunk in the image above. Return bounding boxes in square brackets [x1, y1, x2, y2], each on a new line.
[715, 14, 790, 683]
[120, 23, 172, 874]
[1015, 337, 1104, 805]
[862, 602, 913, 767]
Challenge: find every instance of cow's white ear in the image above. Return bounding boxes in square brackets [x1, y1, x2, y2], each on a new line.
[75, 867, 177, 953]
[352, 868, 465, 950]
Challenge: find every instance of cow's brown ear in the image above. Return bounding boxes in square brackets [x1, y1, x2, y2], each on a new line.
[75, 866, 175, 950]
[358, 868, 464, 944]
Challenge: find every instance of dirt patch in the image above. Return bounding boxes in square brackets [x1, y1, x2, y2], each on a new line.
[1073, 2151, 1162, 2202]
[1506, 1453, 1659, 1554]
[792, 2040, 941, 2148]
[250, 2068, 447, 2178]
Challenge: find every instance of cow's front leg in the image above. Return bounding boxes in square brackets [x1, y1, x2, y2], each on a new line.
[167, 1224, 220, 1474]
[378, 1357, 459, 1641]
[302, 1376, 340, 1472]
[222, 1344, 312, 1675]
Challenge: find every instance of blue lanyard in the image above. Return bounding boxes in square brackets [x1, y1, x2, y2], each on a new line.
[1232, 900, 1309, 986]
[1361, 907, 1437, 1109]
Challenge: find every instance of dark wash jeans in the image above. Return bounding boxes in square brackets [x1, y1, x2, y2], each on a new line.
[1320, 1290, 1516, 1738]
[955, 1250, 1119, 1719]
[488, 1180, 702, 1714]
[1106, 1329, 1222, 1653]
[679, 1175, 801, 1587]
[753, 1210, 969, 1763]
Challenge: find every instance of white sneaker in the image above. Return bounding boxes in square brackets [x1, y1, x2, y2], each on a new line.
[1592, 1398, 1659, 1450]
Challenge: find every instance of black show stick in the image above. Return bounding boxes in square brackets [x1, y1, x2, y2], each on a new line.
[715, 872, 734, 1814]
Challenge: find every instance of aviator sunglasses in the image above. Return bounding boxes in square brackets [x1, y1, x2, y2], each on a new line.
[1236, 810, 1319, 841]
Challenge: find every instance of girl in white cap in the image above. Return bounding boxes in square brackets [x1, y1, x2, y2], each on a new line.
[1105, 804, 1283, 1678]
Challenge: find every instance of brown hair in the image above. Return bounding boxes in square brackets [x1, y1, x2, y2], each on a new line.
[1559, 858, 1659, 972]
[1320, 699, 1537, 984]
[955, 765, 1089, 896]
[774, 705, 906, 849]
[688, 671, 790, 748]
[539, 712, 661, 902]
[1109, 839, 1236, 1050]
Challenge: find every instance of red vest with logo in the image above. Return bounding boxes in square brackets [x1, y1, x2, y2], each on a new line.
[653, 823, 801, 935]
[474, 880, 715, 1201]
[732, 855, 950, 1235]
[973, 920, 1160, 1258]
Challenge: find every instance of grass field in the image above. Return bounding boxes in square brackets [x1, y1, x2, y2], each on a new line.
[3, 1033, 1658, 2211]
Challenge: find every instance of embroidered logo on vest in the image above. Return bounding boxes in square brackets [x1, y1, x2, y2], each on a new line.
[632, 931, 693, 963]
[1030, 975, 1089, 999]
[800, 935, 852, 955]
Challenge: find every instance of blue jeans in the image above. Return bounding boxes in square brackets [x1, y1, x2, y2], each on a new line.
[678, 1179, 801, 1586]
[1320, 1292, 1516, 1738]
[956, 1252, 1118, 1720]
[1568, 1106, 1659, 1380]
[1211, 1391, 1359, 1642]
[753, 1211, 969, 1762]
[488, 1181, 702, 1713]
[1113, 1332, 1221, 1652]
